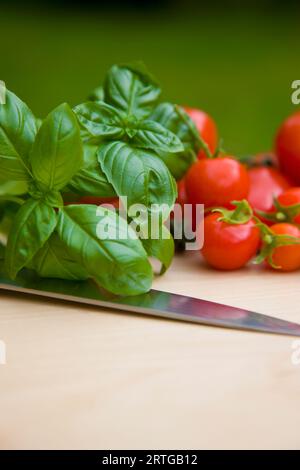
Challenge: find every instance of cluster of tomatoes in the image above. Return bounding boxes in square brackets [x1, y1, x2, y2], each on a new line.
[179, 108, 300, 272]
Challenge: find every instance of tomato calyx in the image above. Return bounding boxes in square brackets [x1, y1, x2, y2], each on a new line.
[256, 197, 300, 225]
[253, 219, 300, 269]
[212, 199, 253, 225]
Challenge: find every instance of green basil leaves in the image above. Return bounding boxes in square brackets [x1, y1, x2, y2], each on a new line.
[0, 90, 37, 180]
[0, 63, 199, 295]
[2, 101, 85, 279]
[149, 102, 200, 180]
[5, 199, 57, 279]
[104, 63, 161, 118]
[73, 64, 200, 226]
[68, 144, 116, 197]
[28, 232, 89, 281]
[129, 119, 183, 153]
[31, 103, 83, 191]
[74, 101, 125, 142]
[98, 141, 176, 216]
[58, 205, 153, 295]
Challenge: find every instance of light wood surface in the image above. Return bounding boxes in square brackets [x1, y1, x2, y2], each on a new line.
[1, 253, 300, 450]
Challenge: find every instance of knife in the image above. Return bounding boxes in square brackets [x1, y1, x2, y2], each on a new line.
[0, 263, 300, 337]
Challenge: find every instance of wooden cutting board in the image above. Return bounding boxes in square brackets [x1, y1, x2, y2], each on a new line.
[0, 253, 300, 450]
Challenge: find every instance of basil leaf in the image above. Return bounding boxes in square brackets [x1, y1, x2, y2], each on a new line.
[88, 85, 105, 102]
[74, 101, 125, 142]
[68, 144, 116, 197]
[28, 232, 88, 281]
[0, 179, 27, 196]
[150, 102, 200, 179]
[35, 117, 43, 130]
[142, 225, 174, 274]
[157, 148, 196, 181]
[57, 204, 153, 295]
[28, 183, 64, 208]
[104, 64, 161, 119]
[74, 102, 183, 154]
[0, 242, 5, 260]
[0, 199, 21, 237]
[0, 90, 37, 180]
[5, 198, 57, 279]
[130, 120, 184, 153]
[31, 103, 83, 191]
[150, 103, 200, 150]
[0, 195, 23, 206]
[98, 141, 177, 219]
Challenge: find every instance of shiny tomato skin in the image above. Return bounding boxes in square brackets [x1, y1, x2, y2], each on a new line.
[184, 107, 218, 159]
[277, 187, 300, 224]
[247, 167, 291, 216]
[185, 156, 250, 209]
[276, 111, 300, 184]
[277, 187, 300, 206]
[201, 213, 260, 270]
[269, 223, 300, 271]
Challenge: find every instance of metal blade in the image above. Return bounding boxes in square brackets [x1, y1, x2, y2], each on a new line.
[0, 265, 300, 337]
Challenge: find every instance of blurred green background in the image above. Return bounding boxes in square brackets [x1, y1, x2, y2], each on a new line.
[1, 1, 299, 155]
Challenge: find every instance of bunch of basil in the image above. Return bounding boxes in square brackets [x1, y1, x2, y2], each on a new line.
[0, 63, 200, 295]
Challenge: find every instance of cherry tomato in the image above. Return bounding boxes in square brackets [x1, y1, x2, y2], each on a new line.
[268, 223, 300, 272]
[276, 187, 300, 224]
[276, 111, 300, 184]
[247, 167, 291, 218]
[185, 156, 249, 209]
[201, 212, 260, 270]
[184, 107, 218, 159]
[277, 187, 300, 206]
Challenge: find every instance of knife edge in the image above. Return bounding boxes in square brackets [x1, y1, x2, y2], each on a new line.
[1, 278, 300, 337]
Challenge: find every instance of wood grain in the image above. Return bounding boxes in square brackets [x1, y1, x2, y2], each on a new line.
[0, 253, 300, 450]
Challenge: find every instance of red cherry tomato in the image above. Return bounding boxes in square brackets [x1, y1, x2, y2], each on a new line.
[276, 111, 300, 184]
[268, 223, 300, 272]
[201, 212, 260, 270]
[276, 187, 300, 224]
[185, 156, 249, 209]
[247, 167, 291, 219]
[278, 187, 300, 206]
[184, 107, 218, 159]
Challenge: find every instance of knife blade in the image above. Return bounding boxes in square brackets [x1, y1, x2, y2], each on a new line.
[0, 263, 300, 337]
